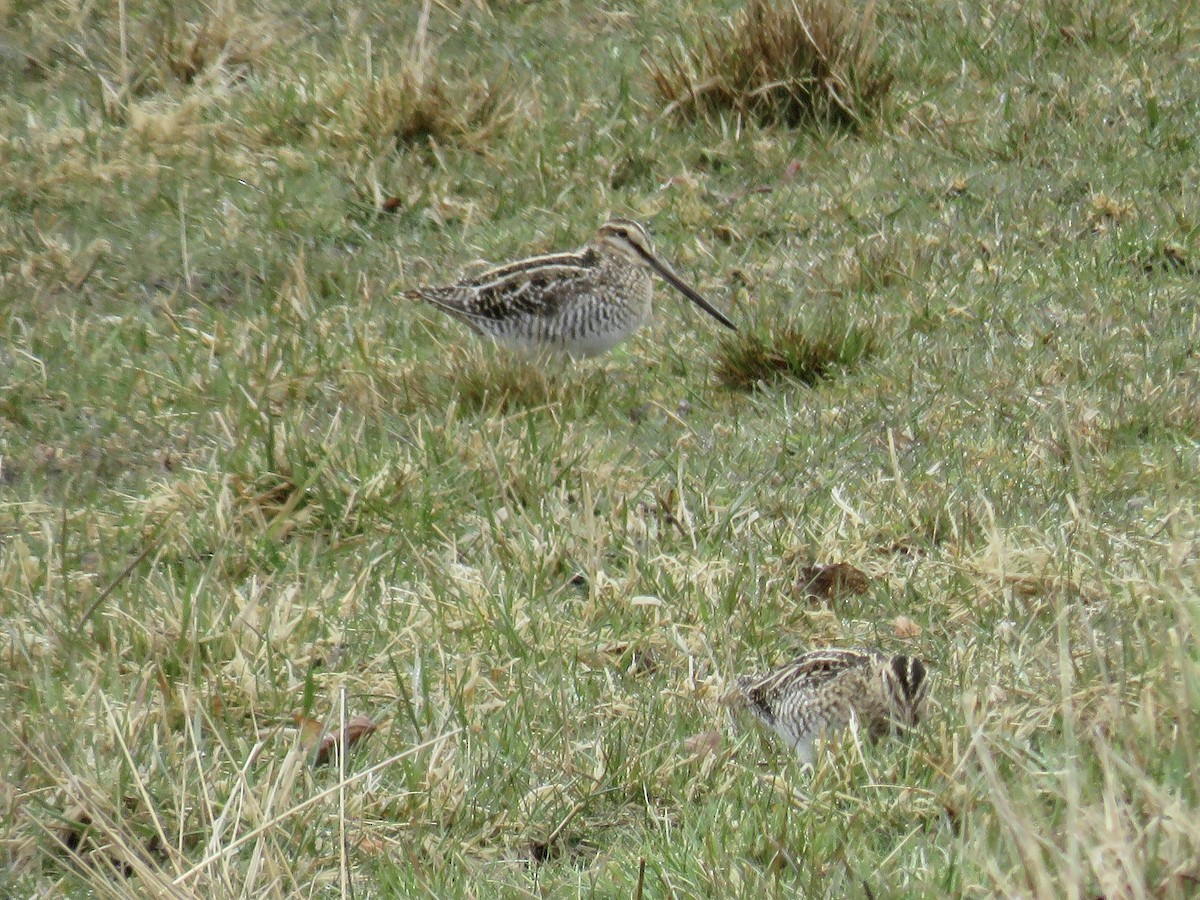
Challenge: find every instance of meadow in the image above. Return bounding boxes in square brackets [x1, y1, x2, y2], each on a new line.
[2, 0, 1199, 896]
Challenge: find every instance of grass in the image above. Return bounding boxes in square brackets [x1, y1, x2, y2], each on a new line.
[714, 318, 877, 389]
[2, 0, 1200, 896]
[647, 0, 893, 128]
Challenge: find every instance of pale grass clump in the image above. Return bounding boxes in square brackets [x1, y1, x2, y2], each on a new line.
[13, 682, 460, 898]
[217, 5, 521, 156]
[351, 59, 517, 152]
[336, 2, 519, 153]
[647, 0, 893, 128]
[152, 3, 275, 87]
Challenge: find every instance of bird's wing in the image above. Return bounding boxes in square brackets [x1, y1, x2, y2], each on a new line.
[468, 261, 596, 321]
[407, 247, 601, 324]
[738, 650, 871, 702]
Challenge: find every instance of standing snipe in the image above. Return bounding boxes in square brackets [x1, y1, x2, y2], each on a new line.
[736, 649, 929, 764]
[404, 218, 737, 357]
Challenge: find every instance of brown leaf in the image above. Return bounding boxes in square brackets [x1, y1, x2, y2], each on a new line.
[892, 615, 922, 639]
[314, 714, 378, 767]
[795, 562, 869, 601]
[293, 714, 325, 749]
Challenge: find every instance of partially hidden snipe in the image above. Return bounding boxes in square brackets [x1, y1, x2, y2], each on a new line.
[737, 648, 929, 764]
[404, 218, 737, 358]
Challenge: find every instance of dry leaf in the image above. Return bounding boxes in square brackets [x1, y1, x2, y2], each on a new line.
[301, 714, 379, 767]
[796, 562, 869, 601]
[892, 615, 922, 639]
[293, 714, 325, 749]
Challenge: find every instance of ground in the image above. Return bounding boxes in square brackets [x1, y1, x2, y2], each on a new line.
[1, 0, 1199, 896]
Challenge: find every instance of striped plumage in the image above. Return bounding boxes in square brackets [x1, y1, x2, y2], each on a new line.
[405, 218, 736, 358]
[737, 649, 929, 764]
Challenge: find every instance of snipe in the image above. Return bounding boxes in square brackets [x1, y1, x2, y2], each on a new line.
[737, 648, 929, 764]
[405, 218, 736, 357]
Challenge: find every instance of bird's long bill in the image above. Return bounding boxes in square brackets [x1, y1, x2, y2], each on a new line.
[638, 250, 737, 331]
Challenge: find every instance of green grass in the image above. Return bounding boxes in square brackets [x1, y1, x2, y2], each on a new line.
[2, 0, 1200, 896]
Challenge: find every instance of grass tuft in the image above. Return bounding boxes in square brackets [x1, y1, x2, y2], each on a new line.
[153, 3, 274, 87]
[647, 0, 893, 129]
[714, 319, 876, 390]
[355, 59, 517, 151]
[348, 5, 518, 152]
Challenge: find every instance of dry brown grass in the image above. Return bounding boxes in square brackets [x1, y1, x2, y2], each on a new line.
[152, 3, 274, 87]
[647, 0, 893, 129]
[347, 0, 518, 152]
[33, 0, 277, 106]
[353, 59, 516, 151]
